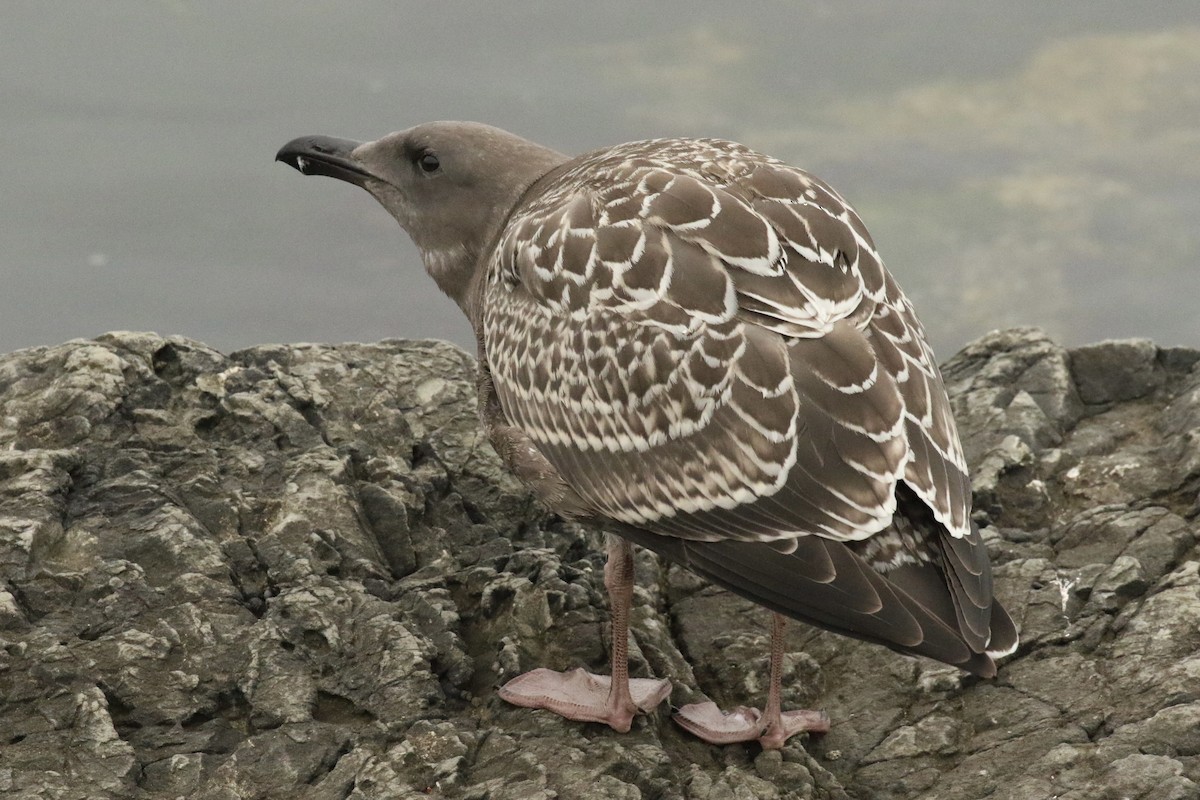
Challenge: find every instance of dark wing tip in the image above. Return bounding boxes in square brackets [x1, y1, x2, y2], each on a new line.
[616, 526, 1016, 677]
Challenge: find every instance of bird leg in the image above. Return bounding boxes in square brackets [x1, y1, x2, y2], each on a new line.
[497, 535, 672, 732]
[674, 612, 830, 748]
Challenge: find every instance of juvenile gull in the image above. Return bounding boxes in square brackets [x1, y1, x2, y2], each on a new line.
[276, 122, 1019, 748]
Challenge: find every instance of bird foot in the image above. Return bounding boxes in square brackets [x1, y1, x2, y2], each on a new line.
[498, 667, 672, 733]
[674, 701, 830, 749]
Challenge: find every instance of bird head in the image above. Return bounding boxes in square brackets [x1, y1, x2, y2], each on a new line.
[277, 121, 567, 317]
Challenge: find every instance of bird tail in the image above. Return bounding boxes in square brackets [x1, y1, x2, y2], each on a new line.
[985, 600, 1020, 659]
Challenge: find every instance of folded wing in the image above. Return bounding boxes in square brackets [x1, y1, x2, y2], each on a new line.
[481, 139, 1013, 665]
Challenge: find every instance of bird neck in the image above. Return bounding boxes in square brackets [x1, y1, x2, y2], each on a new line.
[425, 147, 571, 331]
[421, 243, 474, 301]
[419, 233, 494, 331]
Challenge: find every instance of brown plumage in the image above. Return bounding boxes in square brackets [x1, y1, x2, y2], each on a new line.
[277, 122, 1018, 747]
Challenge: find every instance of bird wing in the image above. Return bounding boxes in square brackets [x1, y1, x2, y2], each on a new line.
[483, 139, 970, 548]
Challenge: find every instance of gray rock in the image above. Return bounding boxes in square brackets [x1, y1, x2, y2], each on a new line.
[1070, 338, 1163, 405]
[0, 327, 1197, 799]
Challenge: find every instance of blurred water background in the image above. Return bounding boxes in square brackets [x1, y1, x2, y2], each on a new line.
[3, 1, 1197, 357]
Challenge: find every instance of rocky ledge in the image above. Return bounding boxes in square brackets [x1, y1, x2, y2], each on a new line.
[1, 328, 1198, 800]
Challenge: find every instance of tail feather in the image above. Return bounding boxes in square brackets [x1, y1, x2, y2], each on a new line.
[985, 598, 1020, 658]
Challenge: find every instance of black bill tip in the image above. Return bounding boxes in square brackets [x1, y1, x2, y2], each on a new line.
[276, 135, 374, 185]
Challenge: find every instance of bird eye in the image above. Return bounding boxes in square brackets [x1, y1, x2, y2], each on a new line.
[417, 151, 441, 173]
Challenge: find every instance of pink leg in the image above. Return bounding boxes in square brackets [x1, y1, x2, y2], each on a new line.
[497, 536, 671, 732]
[674, 613, 830, 748]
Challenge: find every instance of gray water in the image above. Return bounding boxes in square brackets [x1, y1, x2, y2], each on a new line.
[3, 1, 1197, 358]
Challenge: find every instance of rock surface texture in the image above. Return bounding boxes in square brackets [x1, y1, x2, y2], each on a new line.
[1, 327, 1198, 799]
